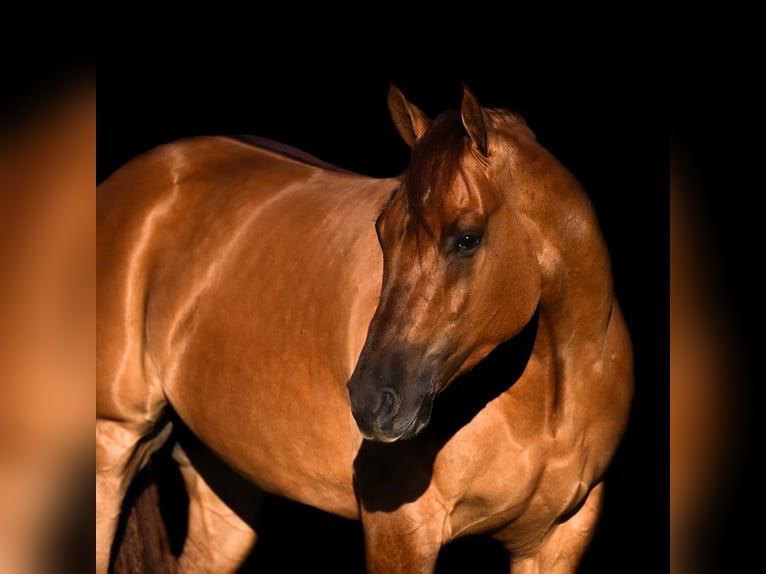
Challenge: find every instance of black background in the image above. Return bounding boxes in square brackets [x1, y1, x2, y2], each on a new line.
[98, 31, 667, 573]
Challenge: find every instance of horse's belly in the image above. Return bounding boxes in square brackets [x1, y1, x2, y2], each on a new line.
[166, 365, 363, 519]
[160, 336, 370, 518]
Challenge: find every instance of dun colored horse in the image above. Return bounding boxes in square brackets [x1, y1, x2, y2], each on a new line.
[97, 85, 633, 573]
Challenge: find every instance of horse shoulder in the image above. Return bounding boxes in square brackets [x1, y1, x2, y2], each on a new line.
[431, 392, 550, 540]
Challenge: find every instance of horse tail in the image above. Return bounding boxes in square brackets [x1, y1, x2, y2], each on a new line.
[112, 460, 179, 574]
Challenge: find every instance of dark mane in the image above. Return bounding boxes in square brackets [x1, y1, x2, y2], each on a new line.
[228, 135, 354, 174]
[404, 111, 466, 232]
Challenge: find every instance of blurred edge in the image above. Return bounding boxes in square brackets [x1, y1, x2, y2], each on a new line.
[0, 66, 94, 573]
[671, 100, 759, 573]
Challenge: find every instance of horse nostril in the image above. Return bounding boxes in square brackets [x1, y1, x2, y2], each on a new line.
[375, 388, 401, 427]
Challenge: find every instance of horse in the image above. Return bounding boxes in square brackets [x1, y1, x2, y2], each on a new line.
[97, 84, 633, 573]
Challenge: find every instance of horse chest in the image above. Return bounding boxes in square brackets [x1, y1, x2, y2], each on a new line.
[440, 424, 591, 545]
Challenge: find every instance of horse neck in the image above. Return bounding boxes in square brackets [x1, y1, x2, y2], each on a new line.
[514, 146, 615, 395]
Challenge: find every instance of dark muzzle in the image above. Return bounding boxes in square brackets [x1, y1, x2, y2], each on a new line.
[347, 351, 435, 442]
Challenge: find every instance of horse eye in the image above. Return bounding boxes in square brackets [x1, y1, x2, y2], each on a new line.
[455, 232, 482, 254]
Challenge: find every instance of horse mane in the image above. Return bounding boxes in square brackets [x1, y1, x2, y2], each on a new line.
[404, 110, 466, 233]
[228, 135, 355, 174]
[403, 108, 528, 234]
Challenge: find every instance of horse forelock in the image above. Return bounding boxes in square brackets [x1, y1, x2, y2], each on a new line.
[402, 108, 529, 235]
[403, 111, 466, 234]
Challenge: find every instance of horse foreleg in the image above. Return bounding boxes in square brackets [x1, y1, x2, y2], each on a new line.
[172, 444, 259, 574]
[360, 501, 445, 574]
[96, 417, 173, 574]
[506, 482, 604, 574]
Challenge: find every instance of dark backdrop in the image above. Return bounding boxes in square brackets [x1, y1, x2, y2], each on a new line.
[99, 41, 666, 573]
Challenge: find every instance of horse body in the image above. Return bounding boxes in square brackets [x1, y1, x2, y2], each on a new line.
[97, 87, 632, 573]
[98, 137, 388, 520]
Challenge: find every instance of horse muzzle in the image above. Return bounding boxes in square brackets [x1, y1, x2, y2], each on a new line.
[346, 357, 436, 442]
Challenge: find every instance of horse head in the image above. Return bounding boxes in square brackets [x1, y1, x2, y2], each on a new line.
[347, 85, 541, 442]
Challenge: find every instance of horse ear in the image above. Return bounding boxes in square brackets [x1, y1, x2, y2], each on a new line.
[460, 84, 490, 157]
[387, 84, 432, 148]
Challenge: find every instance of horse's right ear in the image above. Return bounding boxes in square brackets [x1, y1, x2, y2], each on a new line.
[387, 84, 432, 148]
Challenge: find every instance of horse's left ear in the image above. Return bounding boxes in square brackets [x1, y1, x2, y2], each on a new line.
[461, 84, 490, 157]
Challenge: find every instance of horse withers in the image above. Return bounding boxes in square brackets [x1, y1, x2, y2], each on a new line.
[97, 85, 632, 573]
